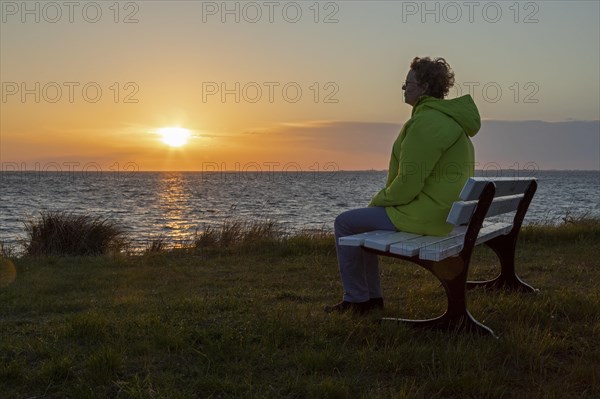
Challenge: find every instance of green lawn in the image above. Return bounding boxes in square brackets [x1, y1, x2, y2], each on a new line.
[1, 222, 599, 398]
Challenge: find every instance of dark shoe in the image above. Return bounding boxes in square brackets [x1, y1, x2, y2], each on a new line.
[324, 301, 355, 314]
[368, 297, 384, 311]
[324, 300, 378, 315]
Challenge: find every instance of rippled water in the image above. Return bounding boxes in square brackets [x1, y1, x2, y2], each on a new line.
[1, 170, 598, 248]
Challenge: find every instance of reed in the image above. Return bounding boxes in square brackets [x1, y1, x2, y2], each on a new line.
[193, 219, 283, 249]
[23, 211, 127, 256]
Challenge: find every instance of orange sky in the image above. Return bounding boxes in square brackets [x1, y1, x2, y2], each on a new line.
[1, 1, 599, 171]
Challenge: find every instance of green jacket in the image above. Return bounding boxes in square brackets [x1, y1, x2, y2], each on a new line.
[369, 94, 480, 236]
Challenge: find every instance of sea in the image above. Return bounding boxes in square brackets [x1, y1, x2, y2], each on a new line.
[1, 170, 599, 251]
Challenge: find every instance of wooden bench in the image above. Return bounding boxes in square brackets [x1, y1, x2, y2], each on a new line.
[338, 177, 538, 337]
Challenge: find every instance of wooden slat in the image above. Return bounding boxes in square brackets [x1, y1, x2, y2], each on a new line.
[363, 231, 423, 252]
[388, 228, 466, 257]
[459, 177, 535, 201]
[339, 222, 513, 262]
[417, 234, 465, 262]
[338, 230, 396, 247]
[474, 222, 513, 244]
[447, 194, 524, 226]
[342, 222, 491, 252]
[419, 222, 513, 261]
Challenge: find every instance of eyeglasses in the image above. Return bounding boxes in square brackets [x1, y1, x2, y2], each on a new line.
[403, 81, 419, 87]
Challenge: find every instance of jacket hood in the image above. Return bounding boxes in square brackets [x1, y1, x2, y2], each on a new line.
[412, 94, 481, 137]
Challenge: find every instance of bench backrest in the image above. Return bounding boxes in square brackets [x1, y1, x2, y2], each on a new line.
[447, 177, 537, 226]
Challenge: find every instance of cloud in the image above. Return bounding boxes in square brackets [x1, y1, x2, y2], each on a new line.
[474, 120, 600, 170]
[242, 119, 599, 170]
[244, 120, 402, 155]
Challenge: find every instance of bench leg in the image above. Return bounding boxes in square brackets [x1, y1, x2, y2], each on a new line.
[380, 312, 496, 337]
[467, 234, 538, 293]
[380, 257, 498, 338]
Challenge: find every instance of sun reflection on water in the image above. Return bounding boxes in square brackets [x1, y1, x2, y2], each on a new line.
[157, 173, 196, 243]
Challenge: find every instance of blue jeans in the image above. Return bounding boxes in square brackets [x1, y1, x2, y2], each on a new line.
[334, 207, 397, 302]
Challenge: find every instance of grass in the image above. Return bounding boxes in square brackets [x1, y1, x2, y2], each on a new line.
[23, 211, 127, 256]
[0, 218, 599, 398]
[192, 219, 284, 250]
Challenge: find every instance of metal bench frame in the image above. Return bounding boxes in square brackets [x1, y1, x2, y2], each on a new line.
[351, 178, 538, 338]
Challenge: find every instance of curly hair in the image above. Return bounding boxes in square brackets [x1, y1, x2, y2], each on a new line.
[409, 57, 455, 99]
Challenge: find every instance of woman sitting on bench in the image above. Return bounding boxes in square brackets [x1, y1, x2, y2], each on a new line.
[325, 57, 481, 314]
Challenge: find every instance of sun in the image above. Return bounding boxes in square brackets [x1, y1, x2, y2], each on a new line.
[157, 127, 192, 147]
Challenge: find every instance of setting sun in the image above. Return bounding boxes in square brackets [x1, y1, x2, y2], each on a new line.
[157, 127, 192, 147]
